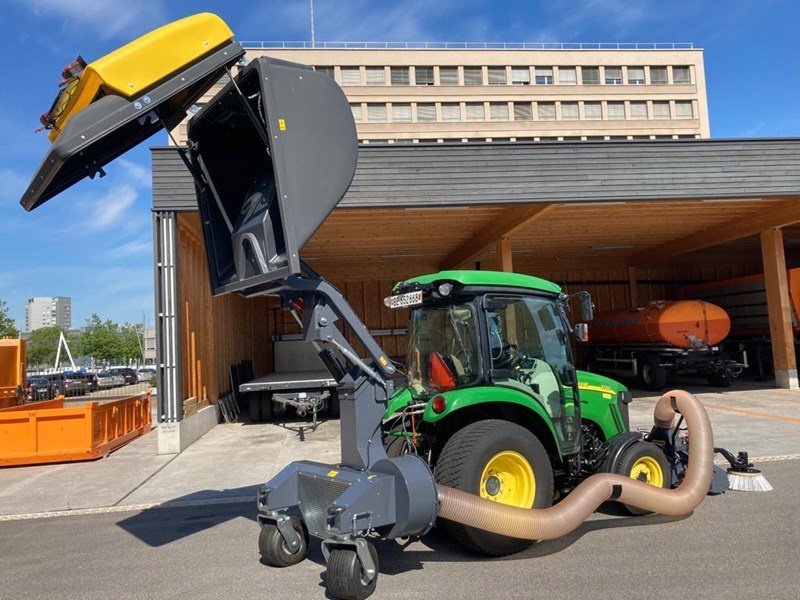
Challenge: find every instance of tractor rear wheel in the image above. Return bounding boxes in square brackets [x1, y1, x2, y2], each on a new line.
[614, 440, 671, 515]
[435, 419, 554, 556]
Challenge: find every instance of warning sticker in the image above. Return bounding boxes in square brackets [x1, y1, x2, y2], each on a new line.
[278, 118, 286, 131]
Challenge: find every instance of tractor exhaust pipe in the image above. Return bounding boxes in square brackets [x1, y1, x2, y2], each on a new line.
[436, 390, 713, 540]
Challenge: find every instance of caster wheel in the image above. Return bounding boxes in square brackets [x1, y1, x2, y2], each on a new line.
[258, 518, 307, 567]
[326, 542, 379, 600]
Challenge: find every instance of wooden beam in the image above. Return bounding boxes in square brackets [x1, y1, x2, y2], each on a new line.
[627, 198, 800, 267]
[441, 203, 556, 269]
[627, 266, 638, 306]
[760, 228, 799, 389]
[497, 237, 513, 272]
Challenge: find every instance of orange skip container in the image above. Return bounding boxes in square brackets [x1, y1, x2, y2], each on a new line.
[0, 391, 151, 467]
[589, 300, 731, 349]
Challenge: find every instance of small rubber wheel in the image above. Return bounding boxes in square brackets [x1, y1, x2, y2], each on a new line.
[259, 392, 273, 422]
[435, 419, 554, 556]
[258, 518, 307, 567]
[326, 542, 379, 600]
[707, 368, 733, 388]
[328, 391, 340, 418]
[639, 354, 668, 391]
[248, 395, 261, 423]
[614, 440, 671, 516]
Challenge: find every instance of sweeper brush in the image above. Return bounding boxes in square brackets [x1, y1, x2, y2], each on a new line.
[716, 448, 774, 492]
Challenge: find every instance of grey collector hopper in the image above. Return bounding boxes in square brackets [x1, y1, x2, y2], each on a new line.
[189, 57, 358, 296]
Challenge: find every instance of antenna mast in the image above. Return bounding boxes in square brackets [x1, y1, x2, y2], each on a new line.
[309, 0, 316, 46]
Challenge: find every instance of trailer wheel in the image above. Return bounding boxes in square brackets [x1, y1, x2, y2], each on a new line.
[258, 518, 307, 567]
[326, 541, 379, 600]
[614, 440, 671, 515]
[435, 419, 554, 556]
[248, 395, 261, 423]
[259, 392, 273, 422]
[639, 354, 667, 391]
[707, 368, 733, 388]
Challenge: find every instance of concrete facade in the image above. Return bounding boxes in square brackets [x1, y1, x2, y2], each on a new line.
[25, 296, 71, 332]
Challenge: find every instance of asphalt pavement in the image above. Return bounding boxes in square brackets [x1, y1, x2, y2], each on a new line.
[1, 458, 798, 600]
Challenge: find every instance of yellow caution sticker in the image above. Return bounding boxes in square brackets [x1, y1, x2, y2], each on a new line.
[379, 356, 388, 366]
[278, 118, 286, 131]
[327, 469, 339, 478]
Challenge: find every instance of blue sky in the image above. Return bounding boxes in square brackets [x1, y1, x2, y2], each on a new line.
[1, 0, 799, 330]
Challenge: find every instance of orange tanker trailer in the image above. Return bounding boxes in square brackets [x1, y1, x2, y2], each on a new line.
[586, 301, 741, 391]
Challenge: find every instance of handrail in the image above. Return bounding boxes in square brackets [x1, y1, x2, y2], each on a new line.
[240, 41, 696, 51]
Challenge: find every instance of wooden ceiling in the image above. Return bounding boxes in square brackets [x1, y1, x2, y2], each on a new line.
[302, 198, 800, 281]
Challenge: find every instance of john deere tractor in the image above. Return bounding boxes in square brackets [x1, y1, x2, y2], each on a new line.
[382, 270, 668, 555]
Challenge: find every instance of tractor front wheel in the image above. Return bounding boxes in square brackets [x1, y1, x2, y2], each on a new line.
[435, 419, 554, 556]
[614, 440, 671, 515]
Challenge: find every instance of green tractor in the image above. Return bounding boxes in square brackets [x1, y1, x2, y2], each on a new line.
[382, 270, 669, 556]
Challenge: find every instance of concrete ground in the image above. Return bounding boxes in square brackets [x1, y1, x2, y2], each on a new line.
[1, 380, 798, 598]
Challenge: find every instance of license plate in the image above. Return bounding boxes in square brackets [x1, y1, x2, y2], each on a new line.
[384, 290, 423, 309]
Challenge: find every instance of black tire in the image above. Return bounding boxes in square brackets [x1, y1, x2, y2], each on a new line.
[435, 419, 554, 556]
[259, 392, 273, 422]
[326, 542, 379, 600]
[328, 390, 340, 419]
[639, 354, 668, 391]
[258, 518, 307, 567]
[707, 368, 733, 388]
[248, 395, 261, 423]
[613, 440, 671, 516]
[383, 434, 408, 458]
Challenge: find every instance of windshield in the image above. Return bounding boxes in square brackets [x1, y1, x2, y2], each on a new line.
[406, 303, 481, 396]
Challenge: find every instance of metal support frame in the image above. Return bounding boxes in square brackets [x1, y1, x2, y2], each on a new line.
[153, 211, 183, 422]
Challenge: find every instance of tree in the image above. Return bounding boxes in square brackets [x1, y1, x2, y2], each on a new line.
[26, 326, 63, 367]
[0, 300, 19, 338]
[119, 322, 144, 361]
[77, 314, 122, 361]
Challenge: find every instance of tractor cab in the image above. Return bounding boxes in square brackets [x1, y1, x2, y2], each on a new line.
[387, 271, 595, 456]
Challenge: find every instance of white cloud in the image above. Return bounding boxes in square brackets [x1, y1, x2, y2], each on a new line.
[86, 184, 137, 231]
[109, 237, 152, 257]
[117, 158, 152, 188]
[0, 168, 28, 206]
[22, 0, 167, 39]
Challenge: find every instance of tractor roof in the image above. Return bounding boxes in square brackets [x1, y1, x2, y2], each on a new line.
[397, 270, 561, 294]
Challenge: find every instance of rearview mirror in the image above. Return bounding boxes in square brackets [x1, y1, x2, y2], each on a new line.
[576, 291, 594, 322]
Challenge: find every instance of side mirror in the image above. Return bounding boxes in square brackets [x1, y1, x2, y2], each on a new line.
[573, 323, 589, 342]
[577, 291, 594, 322]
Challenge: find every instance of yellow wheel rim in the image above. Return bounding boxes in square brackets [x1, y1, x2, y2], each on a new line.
[629, 456, 664, 487]
[479, 451, 536, 507]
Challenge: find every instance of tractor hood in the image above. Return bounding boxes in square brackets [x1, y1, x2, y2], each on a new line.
[19, 13, 244, 211]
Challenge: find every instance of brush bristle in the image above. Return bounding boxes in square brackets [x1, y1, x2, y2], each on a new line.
[727, 470, 773, 492]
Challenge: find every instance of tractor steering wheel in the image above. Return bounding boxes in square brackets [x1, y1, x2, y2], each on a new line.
[493, 342, 519, 370]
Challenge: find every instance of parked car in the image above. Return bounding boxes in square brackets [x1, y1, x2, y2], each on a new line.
[96, 371, 124, 389]
[46, 373, 88, 397]
[109, 367, 139, 385]
[137, 368, 156, 381]
[27, 376, 54, 401]
[67, 372, 99, 393]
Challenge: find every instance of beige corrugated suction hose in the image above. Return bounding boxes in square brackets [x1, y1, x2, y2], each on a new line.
[436, 390, 713, 540]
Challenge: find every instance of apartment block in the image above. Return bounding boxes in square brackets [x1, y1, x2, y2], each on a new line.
[25, 296, 71, 332]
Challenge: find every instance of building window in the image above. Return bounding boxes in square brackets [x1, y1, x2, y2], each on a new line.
[629, 101, 648, 119]
[340, 67, 361, 85]
[675, 100, 694, 118]
[390, 66, 410, 85]
[439, 66, 459, 85]
[415, 66, 434, 86]
[605, 66, 622, 84]
[463, 66, 483, 85]
[490, 102, 509, 121]
[673, 66, 691, 84]
[365, 67, 386, 85]
[314, 66, 334, 78]
[581, 66, 600, 85]
[537, 102, 556, 120]
[513, 102, 533, 121]
[392, 103, 412, 122]
[627, 67, 645, 85]
[416, 103, 436, 122]
[511, 67, 530, 85]
[366, 103, 387, 122]
[650, 66, 668, 84]
[535, 67, 553, 85]
[466, 102, 485, 121]
[584, 102, 602, 120]
[607, 102, 625, 120]
[350, 103, 362, 122]
[652, 101, 671, 119]
[558, 67, 577, 85]
[560, 102, 579, 120]
[488, 67, 507, 85]
[440, 102, 461, 121]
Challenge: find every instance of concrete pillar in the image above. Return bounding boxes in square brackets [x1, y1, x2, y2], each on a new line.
[760, 228, 799, 389]
[496, 237, 513, 272]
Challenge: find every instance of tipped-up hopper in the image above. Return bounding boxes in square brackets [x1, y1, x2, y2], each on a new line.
[190, 57, 358, 295]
